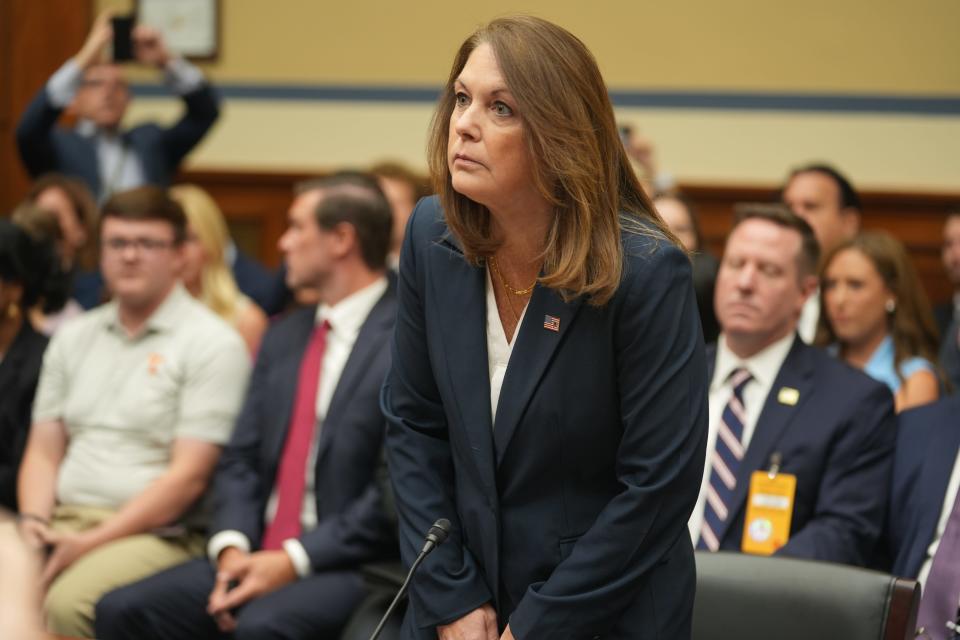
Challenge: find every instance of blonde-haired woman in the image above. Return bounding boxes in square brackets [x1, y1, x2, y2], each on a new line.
[170, 184, 267, 355]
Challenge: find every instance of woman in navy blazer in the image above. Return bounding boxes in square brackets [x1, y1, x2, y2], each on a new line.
[382, 16, 708, 640]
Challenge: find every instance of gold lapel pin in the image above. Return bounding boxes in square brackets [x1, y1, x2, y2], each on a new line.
[777, 387, 799, 406]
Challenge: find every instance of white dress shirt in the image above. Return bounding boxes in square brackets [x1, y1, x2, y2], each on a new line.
[208, 276, 388, 577]
[485, 268, 526, 423]
[797, 293, 819, 343]
[917, 448, 960, 588]
[688, 331, 796, 543]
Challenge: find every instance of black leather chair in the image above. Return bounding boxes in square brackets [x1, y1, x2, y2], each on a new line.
[339, 562, 406, 640]
[693, 551, 920, 640]
[341, 551, 921, 640]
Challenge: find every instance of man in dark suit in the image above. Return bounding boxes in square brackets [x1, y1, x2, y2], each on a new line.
[94, 173, 398, 640]
[780, 163, 862, 342]
[937, 211, 960, 392]
[690, 203, 896, 566]
[886, 396, 960, 578]
[16, 12, 219, 202]
[885, 395, 960, 638]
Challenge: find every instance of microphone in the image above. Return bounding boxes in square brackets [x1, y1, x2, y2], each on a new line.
[368, 518, 451, 640]
[421, 518, 450, 554]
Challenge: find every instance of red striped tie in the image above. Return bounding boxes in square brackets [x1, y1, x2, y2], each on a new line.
[261, 320, 328, 550]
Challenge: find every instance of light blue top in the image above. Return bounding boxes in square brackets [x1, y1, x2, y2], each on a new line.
[863, 335, 935, 393]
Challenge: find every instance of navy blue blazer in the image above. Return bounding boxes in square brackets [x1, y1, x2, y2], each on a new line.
[15, 82, 220, 200]
[231, 251, 288, 316]
[941, 318, 960, 393]
[382, 197, 708, 640]
[705, 337, 896, 565]
[887, 395, 960, 578]
[210, 283, 397, 569]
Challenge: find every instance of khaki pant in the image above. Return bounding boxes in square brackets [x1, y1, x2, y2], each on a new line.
[44, 504, 205, 639]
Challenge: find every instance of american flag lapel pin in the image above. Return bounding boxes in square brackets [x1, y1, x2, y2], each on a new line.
[543, 315, 560, 332]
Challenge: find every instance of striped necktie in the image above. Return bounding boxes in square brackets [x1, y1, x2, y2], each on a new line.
[698, 367, 753, 551]
[916, 487, 960, 639]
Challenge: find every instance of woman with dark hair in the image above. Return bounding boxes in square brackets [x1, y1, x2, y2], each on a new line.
[0, 220, 56, 510]
[25, 174, 103, 307]
[817, 231, 941, 412]
[11, 203, 78, 335]
[382, 16, 707, 640]
[25, 174, 98, 274]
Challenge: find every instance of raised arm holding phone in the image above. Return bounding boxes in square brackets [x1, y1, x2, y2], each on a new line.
[16, 11, 220, 201]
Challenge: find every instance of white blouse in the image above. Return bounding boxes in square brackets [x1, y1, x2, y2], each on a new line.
[485, 267, 527, 424]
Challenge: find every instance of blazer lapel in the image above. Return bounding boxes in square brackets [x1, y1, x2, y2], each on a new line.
[720, 337, 813, 542]
[267, 309, 316, 463]
[316, 286, 394, 460]
[910, 414, 960, 571]
[493, 285, 583, 466]
[430, 236, 498, 492]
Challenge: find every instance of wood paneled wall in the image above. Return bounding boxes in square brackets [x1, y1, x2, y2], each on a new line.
[177, 169, 958, 305]
[0, 0, 93, 213]
[687, 183, 958, 305]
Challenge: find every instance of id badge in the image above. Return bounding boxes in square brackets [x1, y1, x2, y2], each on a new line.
[741, 470, 796, 555]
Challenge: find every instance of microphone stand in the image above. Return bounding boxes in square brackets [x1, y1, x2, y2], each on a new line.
[367, 518, 450, 640]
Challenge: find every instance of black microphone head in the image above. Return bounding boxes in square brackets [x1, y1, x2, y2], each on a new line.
[427, 519, 451, 546]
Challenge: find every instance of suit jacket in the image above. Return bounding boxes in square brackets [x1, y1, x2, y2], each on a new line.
[886, 395, 960, 578]
[705, 337, 897, 566]
[15, 82, 220, 200]
[692, 251, 720, 344]
[383, 197, 709, 640]
[0, 322, 49, 510]
[232, 252, 288, 316]
[934, 302, 954, 339]
[941, 317, 960, 394]
[209, 282, 397, 569]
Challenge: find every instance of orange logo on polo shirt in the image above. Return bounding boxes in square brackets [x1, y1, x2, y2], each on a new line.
[147, 353, 165, 375]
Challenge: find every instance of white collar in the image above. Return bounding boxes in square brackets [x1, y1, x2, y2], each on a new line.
[314, 276, 388, 337]
[712, 330, 796, 391]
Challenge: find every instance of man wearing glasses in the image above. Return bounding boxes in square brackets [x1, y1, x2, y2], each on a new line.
[16, 186, 251, 639]
[16, 12, 220, 202]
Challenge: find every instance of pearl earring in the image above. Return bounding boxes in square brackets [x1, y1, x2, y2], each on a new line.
[885, 299, 896, 313]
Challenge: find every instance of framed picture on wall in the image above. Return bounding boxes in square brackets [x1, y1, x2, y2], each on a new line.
[137, 0, 220, 60]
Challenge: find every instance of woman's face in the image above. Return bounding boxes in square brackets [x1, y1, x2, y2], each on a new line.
[35, 187, 87, 258]
[180, 223, 208, 290]
[823, 248, 892, 347]
[447, 43, 538, 214]
[654, 197, 698, 251]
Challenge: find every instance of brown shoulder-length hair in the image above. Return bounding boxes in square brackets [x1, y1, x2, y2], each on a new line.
[427, 15, 675, 306]
[815, 231, 942, 386]
[26, 173, 99, 270]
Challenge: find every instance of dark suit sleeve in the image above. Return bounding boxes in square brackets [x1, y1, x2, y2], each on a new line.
[297, 473, 393, 571]
[382, 203, 494, 628]
[157, 84, 221, 172]
[509, 242, 709, 639]
[15, 86, 63, 178]
[776, 381, 896, 565]
[209, 340, 270, 544]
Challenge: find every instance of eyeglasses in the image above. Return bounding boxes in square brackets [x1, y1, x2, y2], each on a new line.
[103, 237, 177, 253]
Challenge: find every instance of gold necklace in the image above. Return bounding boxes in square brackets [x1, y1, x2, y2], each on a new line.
[489, 256, 537, 296]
